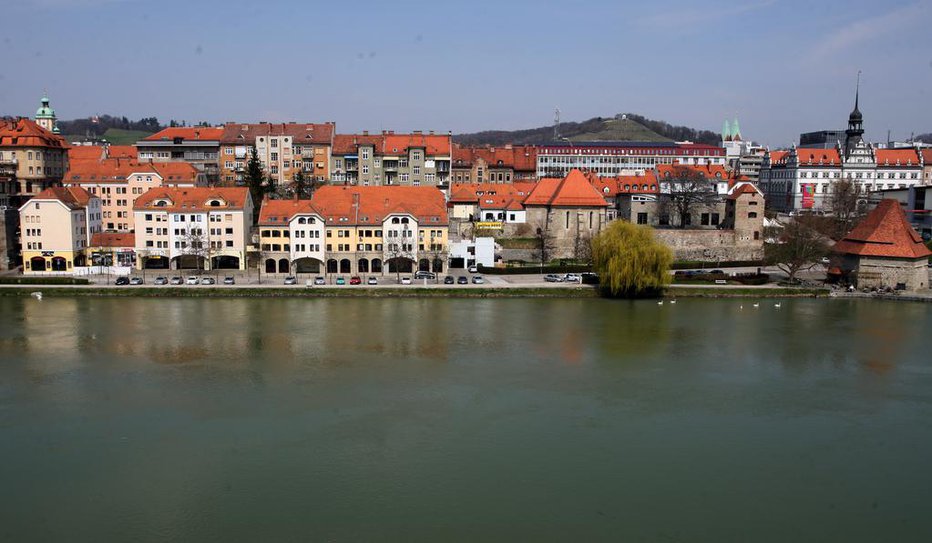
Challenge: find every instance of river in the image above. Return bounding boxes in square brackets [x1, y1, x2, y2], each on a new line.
[1, 297, 931, 542]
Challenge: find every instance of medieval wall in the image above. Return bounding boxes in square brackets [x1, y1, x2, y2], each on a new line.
[850, 256, 930, 291]
[654, 229, 764, 262]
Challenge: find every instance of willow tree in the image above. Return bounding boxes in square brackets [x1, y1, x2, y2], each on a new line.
[591, 221, 673, 297]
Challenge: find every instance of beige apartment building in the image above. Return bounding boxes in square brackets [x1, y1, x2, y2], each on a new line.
[218, 122, 335, 185]
[64, 159, 203, 232]
[0, 117, 68, 201]
[133, 187, 253, 271]
[19, 187, 102, 273]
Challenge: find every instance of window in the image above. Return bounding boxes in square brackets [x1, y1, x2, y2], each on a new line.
[637, 212, 648, 225]
[748, 212, 758, 219]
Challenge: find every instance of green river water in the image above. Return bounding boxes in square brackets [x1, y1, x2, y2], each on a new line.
[1, 296, 931, 542]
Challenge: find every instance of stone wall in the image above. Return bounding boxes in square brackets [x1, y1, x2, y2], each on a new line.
[654, 229, 764, 262]
[848, 255, 930, 291]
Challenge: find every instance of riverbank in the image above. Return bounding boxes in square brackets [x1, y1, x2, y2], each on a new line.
[0, 284, 833, 299]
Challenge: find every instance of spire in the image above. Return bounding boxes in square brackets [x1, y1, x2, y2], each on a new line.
[732, 117, 742, 141]
[722, 120, 732, 141]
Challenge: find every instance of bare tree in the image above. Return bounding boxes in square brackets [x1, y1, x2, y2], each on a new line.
[532, 222, 556, 269]
[828, 178, 867, 239]
[660, 165, 719, 228]
[183, 227, 209, 274]
[764, 217, 831, 283]
[385, 223, 413, 281]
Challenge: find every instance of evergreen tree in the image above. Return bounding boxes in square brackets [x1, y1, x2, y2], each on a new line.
[591, 221, 672, 297]
[245, 147, 269, 223]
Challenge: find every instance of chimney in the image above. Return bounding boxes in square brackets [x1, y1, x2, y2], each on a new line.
[362, 130, 369, 136]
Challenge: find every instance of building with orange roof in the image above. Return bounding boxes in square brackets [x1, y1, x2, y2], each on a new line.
[137, 126, 223, 184]
[521, 169, 609, 258]
[832, 199, 931, 290]
[64, 158, 203, 232]
[88, 232, 137, 268]
[252, 185, 449, 276]
[218, 122, 335, 186]
[330, 130, 452, 188]
[451, 144, 537, 184]
[19, 186, 102, 274]
[0, 116, 69, 202]
[760, 88, 924, 213]
[448, 182, 536, 224]
[133, 187, 253, 271]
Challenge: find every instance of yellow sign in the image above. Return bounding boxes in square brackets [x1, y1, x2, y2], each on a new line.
[476, 221, 503, 229]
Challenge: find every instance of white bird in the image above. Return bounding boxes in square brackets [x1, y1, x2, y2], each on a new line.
[752, 303, 759, 308]
[739, 305, 743, 310]
[669, 300, 677, 304]
[774, 303, 781, 308]
[657, 300, 664, 305]
[30, 291, 43, 301]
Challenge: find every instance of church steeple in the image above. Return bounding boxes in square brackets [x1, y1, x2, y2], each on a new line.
[34, 91, 57, 133]
[844, 72, 864, 158]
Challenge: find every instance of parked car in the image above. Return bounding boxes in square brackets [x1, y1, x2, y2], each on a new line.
[443, 276, 455, 284]
[153, 276, 168, 285]
[457, 276, 468, 285]
[169, 276, 183, 285]
[314, 276, 326, 285]
[709, 269, 725, 275]
[350, 276, 362, 285]
[414, 271, 436, 280]
[400, 276, 412, 285]
[468, 265, 479, 273]
[335, 277, 346, 285]
[284, 276, 297, 285]
[544, 274, 564, 283]
[472, 275, 485, 284]
[200, 277, 215, 285]
[367, 276, 378, 285]
[129, 277, 144, 285]
[114, 276, 130, 286]
[186, 276, 199, 285]
[223, 276, 235, 285]
[564, 273, 581, 283]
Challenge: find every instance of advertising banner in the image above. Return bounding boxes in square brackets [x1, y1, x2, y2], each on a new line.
[801, 183, 816, 209]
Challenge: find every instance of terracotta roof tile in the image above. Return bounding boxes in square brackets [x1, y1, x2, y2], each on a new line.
[90, 232, 135, 247]
[795, 148, 841, 165]
[452, 144, 537, 172]
[219, 123, 334, 145]
[142, 127, 223, 142]
[524, 169, 608, 207]
[64, 158, 199, 184]
[258, 199, 322, 226]
[0, 118, 67, 149]
[133, 187, 250, 212]
[309, 186, 448, 225]
[875, 148, 920, 167]
[833, 199, 932, 259]
[30, 186, 95, 209]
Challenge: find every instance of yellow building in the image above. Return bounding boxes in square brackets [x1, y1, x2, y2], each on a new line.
[19, 187, 102, 273]
[256, 186, 449, 275]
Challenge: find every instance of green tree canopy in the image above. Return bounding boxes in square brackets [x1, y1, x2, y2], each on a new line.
[591, 221, 673, 297]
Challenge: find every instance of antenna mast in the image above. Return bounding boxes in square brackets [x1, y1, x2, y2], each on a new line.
[553, 107, 561, 141]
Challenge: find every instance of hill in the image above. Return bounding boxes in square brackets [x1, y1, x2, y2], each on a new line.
[456, 113, 721, 146]
[62, 128, 155, 146]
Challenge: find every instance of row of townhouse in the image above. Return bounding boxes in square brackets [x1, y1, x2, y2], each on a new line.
[19, 187, 102, 273]
[257, 185, 449, 276]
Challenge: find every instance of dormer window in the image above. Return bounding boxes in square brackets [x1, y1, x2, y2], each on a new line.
[206, 199, 224, 207]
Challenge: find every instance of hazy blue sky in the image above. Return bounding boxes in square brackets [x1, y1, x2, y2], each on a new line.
[3, 0, 931, 147]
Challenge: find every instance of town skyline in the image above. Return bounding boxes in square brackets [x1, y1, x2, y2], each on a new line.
[3, 0, 931, 148]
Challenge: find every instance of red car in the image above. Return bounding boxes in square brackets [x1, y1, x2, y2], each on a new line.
[349, 276, 362, 285]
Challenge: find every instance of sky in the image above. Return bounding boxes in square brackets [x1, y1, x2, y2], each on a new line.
[2, 0, 931, 147]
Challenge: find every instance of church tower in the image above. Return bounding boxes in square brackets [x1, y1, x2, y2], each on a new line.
[844, 75, 865, 159]
[34, 93, 58, 134]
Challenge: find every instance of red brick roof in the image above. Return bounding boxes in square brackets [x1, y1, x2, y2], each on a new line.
[796, 148, 841, 165]
[258, 199, 322, 226]
[332, 132, 452, 156]
[142, 127, 224, 142]
[134, 187, 250, 211]
[833, 199, 932, 259]
[220, 123, 334, 145]
[310, 186, 448, 225]
[448, 182, 536, 203]
[0, 118, 67, 149]
[64, 158, 199, 184]
[524, 169, 609, 207]
[452, 144, 537, 172]
[68, 145, 106, 162]
[590, 172, 659, 197]
[875, 148, 920, 167]
[921, 149, 932, 164]
[31, 186, 95, 209]
[90, 232, 135, 248]
[726, 182, 764, 200]
[656, 163, 730, 180]
[769, 151, 789, 164]
[107, 145, 138, 159]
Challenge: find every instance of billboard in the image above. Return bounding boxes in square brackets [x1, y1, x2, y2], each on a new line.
[801, 183, 816, 209]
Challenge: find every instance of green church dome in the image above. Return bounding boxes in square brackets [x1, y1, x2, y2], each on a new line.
[35, 96, 56, 119]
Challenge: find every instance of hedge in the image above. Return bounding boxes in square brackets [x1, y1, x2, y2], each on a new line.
[0, 276, 90, 285]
